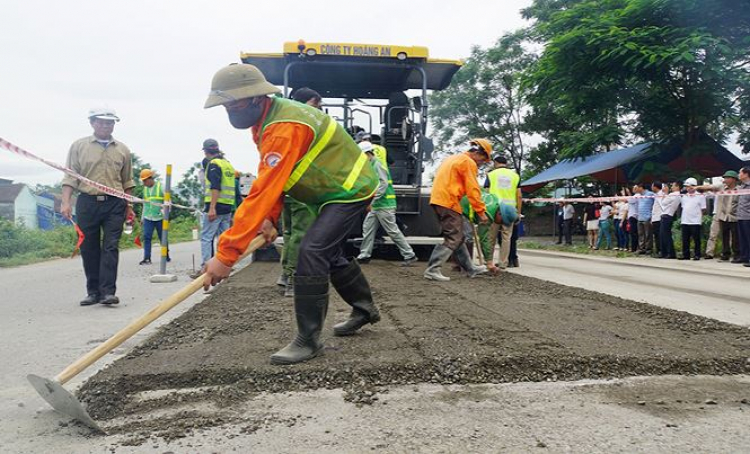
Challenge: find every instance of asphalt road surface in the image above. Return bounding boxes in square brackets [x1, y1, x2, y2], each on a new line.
[0, 241, 208, 453]
[511, 249, 750, 327]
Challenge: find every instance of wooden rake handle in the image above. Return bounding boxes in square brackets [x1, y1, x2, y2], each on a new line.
[472, 224, 485, 266]
[56, 234, 269, 384]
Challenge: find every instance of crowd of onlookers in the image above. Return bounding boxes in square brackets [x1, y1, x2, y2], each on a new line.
[554, 167, 750, 266]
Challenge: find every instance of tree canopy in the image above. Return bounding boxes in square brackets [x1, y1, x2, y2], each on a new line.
[430, 30, 536, 174]
[430, 0, 750, 180]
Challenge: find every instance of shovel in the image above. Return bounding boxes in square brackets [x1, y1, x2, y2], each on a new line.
[28, 234, 268, 432]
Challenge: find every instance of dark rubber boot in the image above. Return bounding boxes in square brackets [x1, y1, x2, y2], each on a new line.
[270, 276, 329, 365]
[284, 276, 295, 298]
[454, 244, 488, 278]
[424, 244, 454, 281]
[330, 261, 380, 336]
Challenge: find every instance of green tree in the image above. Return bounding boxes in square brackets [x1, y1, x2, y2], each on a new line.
[173, 162, 204, 213]
[430, 30, 536, 173]
[33, 182, 62, 195]
[525, 0, 750, 157]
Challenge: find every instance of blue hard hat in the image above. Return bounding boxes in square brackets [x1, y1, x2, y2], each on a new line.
[498, 203, 518, 226]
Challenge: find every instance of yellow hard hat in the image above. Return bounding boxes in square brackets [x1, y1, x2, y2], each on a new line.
[139, 169, 155, 181]
[204, 63, 281, 109]
[469, 138, 492, 157]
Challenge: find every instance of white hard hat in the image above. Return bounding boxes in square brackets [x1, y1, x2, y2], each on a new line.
[354, 131, 371, 143]
[88, 107, 120, 122]
[684, 177, 698, 186]
[358, 141, 374, 153]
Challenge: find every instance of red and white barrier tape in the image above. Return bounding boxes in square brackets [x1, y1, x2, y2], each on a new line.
[524, 189, 750, 204]
[0, 137, 195, 211]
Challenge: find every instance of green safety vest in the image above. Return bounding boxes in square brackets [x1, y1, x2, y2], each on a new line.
[373, 144, 388, 169]
[371, 160, 397, 211]
[262, 98, 377, 208]
[461, 191, 500, 223]
[487, 167, 520, 207]
[143, 182, 164, 220]
[204, 158, 236, 207]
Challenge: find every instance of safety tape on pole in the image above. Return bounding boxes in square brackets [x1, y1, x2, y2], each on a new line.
[523, 189, 750, 205]
[0, 137, 197, 212]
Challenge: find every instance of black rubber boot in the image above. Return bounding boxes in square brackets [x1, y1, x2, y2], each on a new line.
[330, 261, 380, 336]
[454, 244, 488, 278]
[284, 276, 295, 298]
[270, 276, 329, 365]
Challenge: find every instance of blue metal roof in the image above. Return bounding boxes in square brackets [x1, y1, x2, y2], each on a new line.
[521, 142, 654, 187]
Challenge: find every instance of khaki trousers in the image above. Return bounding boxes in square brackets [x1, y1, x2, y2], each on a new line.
[705, 216, 721, 257]
[498, 223, 513, 268]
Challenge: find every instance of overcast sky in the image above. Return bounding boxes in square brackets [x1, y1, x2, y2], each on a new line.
[0, 0, 536, 187]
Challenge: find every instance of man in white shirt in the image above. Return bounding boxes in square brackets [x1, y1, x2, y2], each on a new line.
[651, 182, 664, 257]
[626, 187, 639, 252]
[679, 178, 706, 260]
[562, 202, 575, 245]
[659, 182, 681, 259]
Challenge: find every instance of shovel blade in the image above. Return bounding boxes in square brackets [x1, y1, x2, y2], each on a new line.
[27, 374, 104, 433]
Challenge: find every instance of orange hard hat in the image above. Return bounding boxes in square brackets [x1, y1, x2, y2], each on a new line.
[139, 168, 155, 181]
[469, 138, 492, 157]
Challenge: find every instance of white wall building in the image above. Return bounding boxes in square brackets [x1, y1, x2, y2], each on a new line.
[0, 179, 39, 229]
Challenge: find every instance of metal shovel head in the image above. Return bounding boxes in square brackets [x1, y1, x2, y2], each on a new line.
[27, 374, 104, 433]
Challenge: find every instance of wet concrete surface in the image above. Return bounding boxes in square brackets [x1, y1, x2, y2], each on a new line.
[72, 260, 750, 446]
[98, 375, 750, 453]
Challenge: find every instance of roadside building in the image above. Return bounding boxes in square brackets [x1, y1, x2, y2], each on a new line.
[0, 179, 38, 229]
[35, 192, 73, 230]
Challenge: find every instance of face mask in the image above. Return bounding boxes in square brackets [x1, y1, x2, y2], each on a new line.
[227, 102, 264, 129]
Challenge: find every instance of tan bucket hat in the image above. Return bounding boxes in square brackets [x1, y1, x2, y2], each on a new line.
[204, 63, 281, 108]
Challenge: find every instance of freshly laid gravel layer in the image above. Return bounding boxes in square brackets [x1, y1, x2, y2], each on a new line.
[78, 261, 750, 424]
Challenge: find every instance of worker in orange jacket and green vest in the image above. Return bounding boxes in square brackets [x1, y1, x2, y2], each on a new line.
[424, 139, 492, 281]
[202, 63, 380, 365]
[276, 87, 324, 298]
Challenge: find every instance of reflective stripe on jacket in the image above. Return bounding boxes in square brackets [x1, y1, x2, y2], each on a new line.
[371, 159, 397, 211]
[373, 144, 388, 171]
[262, 98, 377, 208]
[487, 167, 520, 207]
[204, 158, 236, 207]
[143, 181, 164, 220]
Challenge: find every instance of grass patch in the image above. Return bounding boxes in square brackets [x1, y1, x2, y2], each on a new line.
[0, 217, 199, 268]
[519, 239, 637, 259]
[520, 215, 719, 259]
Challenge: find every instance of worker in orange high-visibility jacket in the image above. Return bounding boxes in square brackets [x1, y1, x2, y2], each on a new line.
[202, 64, 380, 366]
[424, 139, 492, 282]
